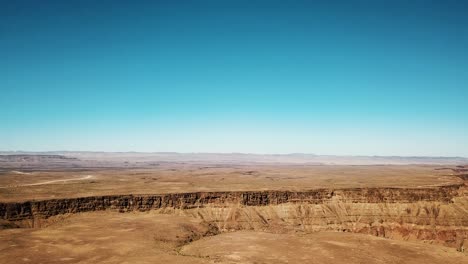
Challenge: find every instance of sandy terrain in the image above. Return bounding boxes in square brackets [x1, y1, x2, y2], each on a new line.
[0, 153, 467, 263]
[182, 230, 466, 264]
[0, 165, 463, 202]
[1, 211, 466, 264]
[0, 175, 94, 189]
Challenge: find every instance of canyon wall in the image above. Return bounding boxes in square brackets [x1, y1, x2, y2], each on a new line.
[0, 185, 463, 222]
[1, 184, 466, 249]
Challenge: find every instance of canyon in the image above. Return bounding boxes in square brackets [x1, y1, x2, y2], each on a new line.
[0, 153, 467, 263]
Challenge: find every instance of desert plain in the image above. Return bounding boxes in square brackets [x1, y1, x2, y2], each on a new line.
[0, 152, 467, 263]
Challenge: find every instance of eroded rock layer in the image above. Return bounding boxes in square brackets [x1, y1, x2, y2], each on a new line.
[1, 184, 467, 249]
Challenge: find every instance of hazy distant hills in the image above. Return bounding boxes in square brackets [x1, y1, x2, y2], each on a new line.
[0, 151, 467, 166]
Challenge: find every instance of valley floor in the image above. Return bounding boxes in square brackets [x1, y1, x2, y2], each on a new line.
[1, 211, 466, 264]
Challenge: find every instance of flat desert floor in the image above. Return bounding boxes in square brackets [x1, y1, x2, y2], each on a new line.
[0, 164, 463, 202]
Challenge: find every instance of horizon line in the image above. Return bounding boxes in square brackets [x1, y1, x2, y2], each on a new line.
[0, 150, 467, 159]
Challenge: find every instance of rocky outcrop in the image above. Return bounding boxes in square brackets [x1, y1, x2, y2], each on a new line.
[0, 185, 462, 222]
[0, 184, 466, 249]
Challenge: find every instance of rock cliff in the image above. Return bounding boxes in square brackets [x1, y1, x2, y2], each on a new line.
[1, 184, 466, 249]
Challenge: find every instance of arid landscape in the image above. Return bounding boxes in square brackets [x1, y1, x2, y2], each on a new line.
[0, 152, 467, 263]
[3, 0, 468, 263]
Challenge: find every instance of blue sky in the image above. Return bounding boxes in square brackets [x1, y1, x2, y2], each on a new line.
[1, 0, 468, 156]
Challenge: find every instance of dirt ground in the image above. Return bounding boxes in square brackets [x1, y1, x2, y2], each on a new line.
[0, 164, 462, 202]
[0, 154, 466, 263]
[0, 211, 466, 264]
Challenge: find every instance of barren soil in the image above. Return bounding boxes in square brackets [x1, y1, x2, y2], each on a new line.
[1, 211, 466, 264]
[0, 153, 467, 263]
[0, 164, 463, 202]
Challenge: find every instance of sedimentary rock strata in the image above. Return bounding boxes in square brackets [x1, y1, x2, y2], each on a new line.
[1, 184, 466, 250]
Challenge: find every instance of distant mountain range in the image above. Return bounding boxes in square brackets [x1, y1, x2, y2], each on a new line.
[0, 151, 466, 166]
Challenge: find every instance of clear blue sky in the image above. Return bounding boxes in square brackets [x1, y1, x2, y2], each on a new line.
[1, 0, 467, 156]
